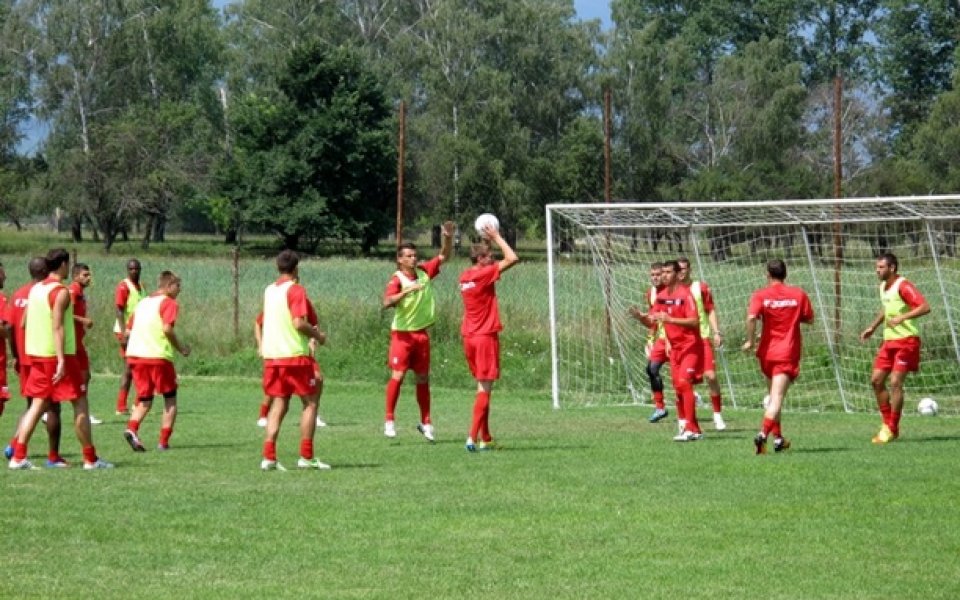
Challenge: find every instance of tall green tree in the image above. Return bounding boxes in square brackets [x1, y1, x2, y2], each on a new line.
[226, 44, 395, 252]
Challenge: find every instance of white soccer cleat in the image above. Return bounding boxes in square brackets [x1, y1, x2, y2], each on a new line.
[8, 458, 38, 470]
[417, 423, 435, 442]
[260, 459, 287, 471]
[713, 413, 727, 431]
[256, 417, 268, 428]
[384, 420, 397, 438]
[83, 458, 115, 470]
[297, 457, 331, 470]
[316, 417, 327, 427]
[677, 419, 688, 436]
[673, 430, 703, 442]
[89, 414, 103, 425]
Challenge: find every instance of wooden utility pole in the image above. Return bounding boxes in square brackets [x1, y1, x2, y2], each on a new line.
[396, 100, 406, 246]
[604, 88, 612, 203]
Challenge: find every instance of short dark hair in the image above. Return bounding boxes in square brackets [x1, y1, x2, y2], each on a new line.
[767, 259, 787, 281]
[662, 260, 680, 273]
[676, 257, 690, 268]
[469, 242, 491, 264]
[127, 259, 141, 269]
[72, 262, 90, 275]
[396, 242, 417, 258]
[45, 248, 70, 272]
[276, 249, 300, 274]
[650, 262, 663, 269]
[879, 252, 898, 272]
[29, 256, 48, 280]
[157, 270, 181, 288]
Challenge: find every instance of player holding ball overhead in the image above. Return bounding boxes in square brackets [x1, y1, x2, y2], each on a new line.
[459, 215, 518, 451]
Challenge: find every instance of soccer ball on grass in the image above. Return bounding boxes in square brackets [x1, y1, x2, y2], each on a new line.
[474, 213, 500, 236]
[917, 397, 939, 416]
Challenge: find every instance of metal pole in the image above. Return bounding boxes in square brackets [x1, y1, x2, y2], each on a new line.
[832, 73, 844, 349]
[546, 207, 561, 409]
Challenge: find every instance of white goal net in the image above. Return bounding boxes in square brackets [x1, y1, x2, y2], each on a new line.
[546, 196, 960, 415]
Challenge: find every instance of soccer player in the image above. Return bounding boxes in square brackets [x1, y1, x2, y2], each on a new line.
[677, 257, 726, 430]
[742, 259, 814, 454]
[1, 257, 66, 467]
[459, 222, 519, 451]
[113, 258, 144, 414]
[630, 262, 671, 423]
[68, 263, 102, 425]
[381, 220, 455, 441]
[254, 313, 326, 429]
[859, 253, 930, 444]
[649, 260, 704, 441]
[122, 271, 191, 452]
[258, 250, 328, 471]
[8, 249, 112, 470]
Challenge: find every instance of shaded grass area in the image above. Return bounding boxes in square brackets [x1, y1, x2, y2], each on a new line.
[1, 376, 958, 598]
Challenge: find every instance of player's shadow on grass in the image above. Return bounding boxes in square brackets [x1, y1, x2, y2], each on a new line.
[899, 435, 960, 443]
[174, 441, 248, 449]
[791, 447, 851, 454]
[330, 462, 382, 469]
[487, 444, 591, 452]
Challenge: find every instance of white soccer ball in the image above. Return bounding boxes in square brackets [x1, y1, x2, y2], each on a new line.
[762, 394, 771, 410]
[917, 397, 939, 416]
[474, 213, 500, 236]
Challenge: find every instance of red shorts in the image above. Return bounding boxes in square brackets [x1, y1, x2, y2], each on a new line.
[131, 361, 178, 399]
[648, 338, 667, 363]
[23, 358, 86, 402]
[759, 359, 800, 381]
[0, 367, 8, 400]
[387, 330, 431, 374]
[702, 338, 716, 372]
[75, 344, 90, 373]
[263, 364, 319, 398]
[17, 363, 30, 399]
[669, 347, 704, 386]
[873, 338, 921, 373]
[463, 334, 500, 381]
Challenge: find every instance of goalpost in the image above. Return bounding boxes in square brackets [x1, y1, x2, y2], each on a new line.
[546, 196, 960, 415]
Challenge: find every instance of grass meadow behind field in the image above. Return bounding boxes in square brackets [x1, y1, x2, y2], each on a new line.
[1, 376, 959, 599]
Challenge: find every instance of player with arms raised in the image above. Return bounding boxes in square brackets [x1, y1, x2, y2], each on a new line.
[459, 221, 519, 451]
[381, 220, 454, 442]
[649, 261, 704, 441]
[743, 259, 814, 454]
[859, 253, 930, 444]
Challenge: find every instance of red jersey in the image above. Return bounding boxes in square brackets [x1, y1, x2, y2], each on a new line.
[384, 256, 441, 297]
[459, 264, 502, 336]
[68, 282, 88, 348]
[654, 285, 702, 354]
[126, 293, 179, 365]
[260, 279, 318, 367]
[2, 282, 35, 367]
[747, 282, 814, 364]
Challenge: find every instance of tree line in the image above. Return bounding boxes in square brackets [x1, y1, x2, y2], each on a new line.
[1, 0, 959, 252]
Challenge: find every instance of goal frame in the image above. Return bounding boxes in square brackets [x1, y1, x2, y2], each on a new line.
[546, 195, 960, 411]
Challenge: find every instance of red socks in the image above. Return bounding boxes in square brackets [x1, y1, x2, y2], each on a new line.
[300, 439, 313, 460]
[126, 419, 140, 434]
[711, 394, 722, 413]
[760, 417, 776, 437]
[416, 383, 431, 425]
[653, 391, 665, 410]
[470, 391, 490, 441]
[116, 389, 129, 413]
[258, 401, 270, 419]
[263, 440, 277, 461]
[82, 445, 97, 464]
[159, 427, 172, 448]
[384, 379, 401, 421]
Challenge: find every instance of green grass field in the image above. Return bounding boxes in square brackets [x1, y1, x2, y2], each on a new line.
[1, 375, 958, 599]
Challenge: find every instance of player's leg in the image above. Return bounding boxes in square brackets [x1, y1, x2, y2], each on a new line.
[158, 392, 177, 450]
[869, 367, 897, 443]
[412, 332, 433, 441]
[297, 384, 329, 470]
[44, 402, 67, 467]
[384, 332, 409, 438]
[262, 395, 290, 470]
[10, 397, 49, 468]
[646, 360, 669, 422]
[468, 380, 493, 451]
[70, 395, 111, 468]
[886, 370, 908, 437]
[755, 372, 792, 454]
[257, 394, 272, 427]
[672, 377, 701, 441]
[116, 338, 132, 414]
[703, 340, 725, 430]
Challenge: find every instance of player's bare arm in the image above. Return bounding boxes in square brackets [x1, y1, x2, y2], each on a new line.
[293, 316, 326, 345]
[382, 282, 423, 309]
[436, 220, 455, 264]
[253, 320, 263, 357]
[742, 314, 759, 352]
[51, 287, 70, 382]
[860, 310, 886, 342]
[484, 225, 519, 273]
[163, 323, 191, 357]
[708, 309, 723, 347]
